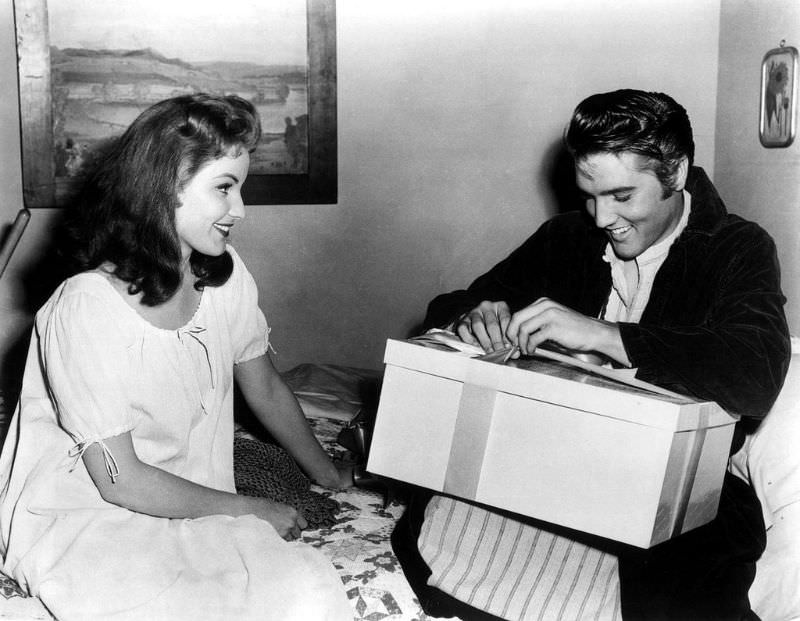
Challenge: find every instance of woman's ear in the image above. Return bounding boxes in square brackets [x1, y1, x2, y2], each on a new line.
[671, 156, 689, 192]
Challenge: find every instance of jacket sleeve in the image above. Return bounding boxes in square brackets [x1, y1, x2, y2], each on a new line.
[422, 227, 548, 330]
[423, 214, 606, 331]
[620, 221, 790, 419]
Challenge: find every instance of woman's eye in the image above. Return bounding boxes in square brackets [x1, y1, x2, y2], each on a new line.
[217, 184, 232, 195]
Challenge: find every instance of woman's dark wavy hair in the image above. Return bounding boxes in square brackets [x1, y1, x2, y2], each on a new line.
[564, 90, 695, 194]
[63, 93, 261, 305]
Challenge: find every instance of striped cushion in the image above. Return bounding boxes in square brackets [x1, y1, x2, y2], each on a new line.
[419, 496, 621, 621]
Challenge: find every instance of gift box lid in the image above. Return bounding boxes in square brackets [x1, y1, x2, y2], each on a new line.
[383, 339, 737, 432]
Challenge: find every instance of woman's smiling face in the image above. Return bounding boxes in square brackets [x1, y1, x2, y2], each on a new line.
[175, 149, 250, 261]
[576, 151, 687, 260]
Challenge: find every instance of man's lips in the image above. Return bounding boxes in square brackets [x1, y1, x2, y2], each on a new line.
[606, 224, 632, 240]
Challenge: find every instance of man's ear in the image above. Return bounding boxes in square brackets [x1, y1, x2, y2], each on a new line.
[671, 156, 689, 192]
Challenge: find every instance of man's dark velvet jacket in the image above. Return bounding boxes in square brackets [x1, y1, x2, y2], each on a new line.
[424, 167, 791, 449]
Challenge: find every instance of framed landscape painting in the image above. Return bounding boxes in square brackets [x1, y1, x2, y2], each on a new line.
[14, 0, 337, 207]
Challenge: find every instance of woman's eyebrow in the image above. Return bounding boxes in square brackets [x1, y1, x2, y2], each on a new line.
[215, 173, 240, 183]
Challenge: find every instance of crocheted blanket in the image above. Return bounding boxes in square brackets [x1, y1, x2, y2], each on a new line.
[233, 436, 340, 529]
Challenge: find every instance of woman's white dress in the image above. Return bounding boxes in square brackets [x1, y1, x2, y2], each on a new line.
[0, 248, 352, 621]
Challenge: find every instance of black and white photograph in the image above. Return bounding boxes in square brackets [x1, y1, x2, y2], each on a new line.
[0, 1, 798, 620]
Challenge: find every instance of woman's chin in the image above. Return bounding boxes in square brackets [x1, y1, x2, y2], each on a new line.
[202, 240, 230, 256]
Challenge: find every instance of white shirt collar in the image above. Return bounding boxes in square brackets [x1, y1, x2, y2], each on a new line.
[601, 190, 692, 315]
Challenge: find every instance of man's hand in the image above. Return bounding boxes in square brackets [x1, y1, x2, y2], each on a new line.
[455, 301, 512, 352]
[506, 297, 630, 366]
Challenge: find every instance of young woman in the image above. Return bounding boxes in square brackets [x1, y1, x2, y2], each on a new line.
[0, 94, 353, 620]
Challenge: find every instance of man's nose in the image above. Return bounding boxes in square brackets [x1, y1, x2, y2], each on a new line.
[592, 199, 616, 228]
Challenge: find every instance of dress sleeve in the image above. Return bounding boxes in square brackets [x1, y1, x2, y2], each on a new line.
[39, 284, 137, 479]
[224, 247, 271, 364]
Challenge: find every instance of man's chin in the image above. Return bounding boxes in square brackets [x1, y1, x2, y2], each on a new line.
[610, 242, 641, 261]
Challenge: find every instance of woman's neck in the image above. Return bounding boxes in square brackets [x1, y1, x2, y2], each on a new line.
[102, 269, 203, 331]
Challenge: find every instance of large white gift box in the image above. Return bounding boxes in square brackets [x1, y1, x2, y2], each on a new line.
[367, 339, 738, 548]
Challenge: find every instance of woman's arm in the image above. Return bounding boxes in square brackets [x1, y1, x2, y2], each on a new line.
[234, 353, 352, 489]
[82, 433, 306, 540]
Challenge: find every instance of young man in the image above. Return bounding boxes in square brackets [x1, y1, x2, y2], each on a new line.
[393, 90, 790, 620]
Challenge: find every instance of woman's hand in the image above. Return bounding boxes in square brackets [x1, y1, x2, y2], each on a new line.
[247, 497, 308, 541]
[313, 462, 354, 490]
[455, 300, 512, 352]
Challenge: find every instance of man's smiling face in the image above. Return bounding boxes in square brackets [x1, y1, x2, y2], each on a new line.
[576, 151, 686, 260]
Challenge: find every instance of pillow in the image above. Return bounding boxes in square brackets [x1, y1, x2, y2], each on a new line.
[280, 364, 382, 422]
[749, 502, 800, 621]
[729, 337, 800, 620]
[735, 337, 800, 522]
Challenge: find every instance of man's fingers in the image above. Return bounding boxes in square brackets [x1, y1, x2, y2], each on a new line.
[455, 301, 513, 352]
[456, 320, 480, 346]
[480, 310, 505, 351]
[507, 298, 554, 336]
[497, 304, 512, 347]
[468, 314, 494, 352]
[508, 313, 543, 355]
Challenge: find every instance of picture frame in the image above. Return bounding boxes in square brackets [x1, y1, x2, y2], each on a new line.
[759, 43, 798, 148]
[13, 0, 337, 208]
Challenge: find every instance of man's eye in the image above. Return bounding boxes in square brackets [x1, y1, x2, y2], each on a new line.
[614, 194, 631, 203]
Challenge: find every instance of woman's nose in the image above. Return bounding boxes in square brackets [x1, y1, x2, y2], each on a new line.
[229, 194, 246, 220]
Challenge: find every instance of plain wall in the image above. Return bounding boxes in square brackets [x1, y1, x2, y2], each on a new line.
[236, 0, 721, 370]
[715, 0, 800, 336]
[1, 0, 722, 386]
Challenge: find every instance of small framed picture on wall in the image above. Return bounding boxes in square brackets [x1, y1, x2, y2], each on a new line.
[759, 43, 798, 148]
